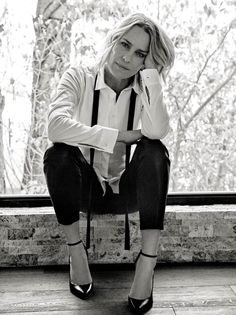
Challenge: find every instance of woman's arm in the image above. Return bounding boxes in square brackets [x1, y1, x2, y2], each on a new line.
[48, 68, 119, 154]
[139, 54, 170, 139]
[116, 129, 143, 144]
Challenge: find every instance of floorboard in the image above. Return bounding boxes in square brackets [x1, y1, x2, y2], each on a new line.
[230, 285, 236, 294]
[0, 308, 176, 315]
[174, 306, 236, 315]
[0, 264, 235, 314]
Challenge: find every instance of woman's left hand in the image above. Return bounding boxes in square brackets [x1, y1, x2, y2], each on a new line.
[117, 130, 143, 145]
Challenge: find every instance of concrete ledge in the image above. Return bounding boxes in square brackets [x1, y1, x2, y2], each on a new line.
[0, 205, 236, 267]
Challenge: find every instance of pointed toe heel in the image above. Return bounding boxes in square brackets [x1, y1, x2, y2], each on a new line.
[69, 280, 94, 300]
[68, 240, 94, 300]
[128, 293, 153, 314]
[128, 251, 157, 314]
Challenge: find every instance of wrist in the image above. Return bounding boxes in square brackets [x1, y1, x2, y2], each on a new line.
[117, 131, 124, 142]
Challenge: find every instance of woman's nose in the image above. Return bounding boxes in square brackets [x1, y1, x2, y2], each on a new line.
[122, 54, 131, 63]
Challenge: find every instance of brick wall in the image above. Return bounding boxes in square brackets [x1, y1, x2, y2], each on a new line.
[0, 205, 235, 266]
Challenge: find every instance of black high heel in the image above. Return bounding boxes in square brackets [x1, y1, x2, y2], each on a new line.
[128, 251, 157, 314]
[67, 240, 94, 300]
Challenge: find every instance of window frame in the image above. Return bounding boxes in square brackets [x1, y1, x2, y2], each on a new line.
[0, 192, 236, 207]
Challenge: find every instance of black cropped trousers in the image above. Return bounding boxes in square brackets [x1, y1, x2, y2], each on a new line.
[43, 137, 170, 233]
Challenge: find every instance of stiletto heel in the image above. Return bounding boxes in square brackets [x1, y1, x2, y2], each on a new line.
[68, 240, 94, 299]
[128, 251, 157, 314]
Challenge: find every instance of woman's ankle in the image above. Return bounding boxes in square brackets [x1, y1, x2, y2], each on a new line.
[70, 249, 92, 284]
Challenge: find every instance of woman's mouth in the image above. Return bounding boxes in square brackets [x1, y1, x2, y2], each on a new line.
[115, 62, 129, 70]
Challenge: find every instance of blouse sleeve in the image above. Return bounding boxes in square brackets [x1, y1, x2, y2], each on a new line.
[139, 69, 170, 139]
[48, 67, 118, 154]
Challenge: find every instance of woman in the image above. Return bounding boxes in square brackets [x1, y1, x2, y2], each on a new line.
[44, 12, 174, 314]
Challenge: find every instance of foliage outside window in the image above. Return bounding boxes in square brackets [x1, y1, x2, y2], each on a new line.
[0, 0, 235, 195]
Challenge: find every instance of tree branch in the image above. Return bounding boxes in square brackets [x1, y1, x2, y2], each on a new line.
[182, 23, 233, 112]
[184, 66, 236, 129]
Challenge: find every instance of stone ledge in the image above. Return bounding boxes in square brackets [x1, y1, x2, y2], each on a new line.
[0, 205, 236, 267]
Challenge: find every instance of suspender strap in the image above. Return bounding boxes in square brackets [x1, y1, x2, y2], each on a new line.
[126, 89, 136, 166]
[88, 80, 136, 250]
[125, 89, 136, 250]
[87, 77, 99, 249]
[90, 88, 100, 166]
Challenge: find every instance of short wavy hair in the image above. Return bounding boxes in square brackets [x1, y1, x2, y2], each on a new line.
[98, 13, 175, 81]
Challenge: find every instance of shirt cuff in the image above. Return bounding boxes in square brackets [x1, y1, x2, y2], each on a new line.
[140, 69, 162, 87]
[100, 127, 119, 154]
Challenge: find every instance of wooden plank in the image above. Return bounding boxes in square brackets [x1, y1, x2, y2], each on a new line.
[0, 289, 176, 313]
[143, 308, 175, 315]
[92, 265, 236, 288]
[0, 266, 236, 314]
[230, 286, 236, 294]
[0, 270, 68, 292]
[0, 308, 175, 315]
[154, 265, 236, 287]
[2, 266, 236, 291]
[1, 266, 236, 292]
[153, 285, 236, 308]
[0, 286, 235, 313]
[174, 306, 236, 315]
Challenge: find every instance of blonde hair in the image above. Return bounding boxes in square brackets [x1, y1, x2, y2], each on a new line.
[98, 13, 175, 82]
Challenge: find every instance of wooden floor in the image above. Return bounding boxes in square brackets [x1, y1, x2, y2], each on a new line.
[0, 263, 236, 314]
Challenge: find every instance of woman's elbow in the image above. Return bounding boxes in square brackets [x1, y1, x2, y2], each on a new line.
[141, 123, 170, 140]
[48, 128, 57, 143]
[47, 120, 61, 143]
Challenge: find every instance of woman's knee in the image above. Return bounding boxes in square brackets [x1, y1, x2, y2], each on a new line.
[43, 143, 86, 192]
[43, 144, 83, 203]
[43, 143, 84, 170]
[137, 137, 170, 168]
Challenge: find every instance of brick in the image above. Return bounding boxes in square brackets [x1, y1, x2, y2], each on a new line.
[8, 228, 35, 240]
[0, 205, 236, 266]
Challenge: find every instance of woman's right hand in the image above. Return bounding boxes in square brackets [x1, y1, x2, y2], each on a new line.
[117, 130, 143, 145]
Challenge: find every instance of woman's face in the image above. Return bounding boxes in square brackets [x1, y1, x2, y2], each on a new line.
[106, 25, 150, 80]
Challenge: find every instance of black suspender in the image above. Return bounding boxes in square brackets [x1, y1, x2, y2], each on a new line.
[126, 89, 136, 166]
[86, 78, 99, 249]
[124, 89, 136, 250]
[86, 76, 136, 250]
[90, 87, 100, 167]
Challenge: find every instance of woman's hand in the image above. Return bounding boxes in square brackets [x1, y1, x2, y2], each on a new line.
[144, 52, 156, 70]
[117, 129, 143, 145]
[143, 53, 162, 73]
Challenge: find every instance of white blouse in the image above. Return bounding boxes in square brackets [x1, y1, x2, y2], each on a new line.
[48, 65, 170, 193]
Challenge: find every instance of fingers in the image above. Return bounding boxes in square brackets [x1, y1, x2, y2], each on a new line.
[144, 53, 157, 70]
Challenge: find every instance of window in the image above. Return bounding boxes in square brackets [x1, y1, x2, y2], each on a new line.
[0, 0, 235, 195]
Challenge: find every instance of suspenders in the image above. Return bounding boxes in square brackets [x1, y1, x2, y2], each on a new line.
[86, 76, 136, 250]
[124, 89, 136, 250]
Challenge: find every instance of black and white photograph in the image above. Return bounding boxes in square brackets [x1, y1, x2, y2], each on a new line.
[0, 0, 235, 314]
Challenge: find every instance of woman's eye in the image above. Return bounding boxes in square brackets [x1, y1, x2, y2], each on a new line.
[121, 41, 129, 48]
[136, 52, 145, 58]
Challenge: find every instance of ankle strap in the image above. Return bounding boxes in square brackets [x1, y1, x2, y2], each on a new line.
[67, 240, 82, 246]
[140, 251, 157, 258]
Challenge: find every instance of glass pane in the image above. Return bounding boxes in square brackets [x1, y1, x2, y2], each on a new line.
[0, 0, 235, 194]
